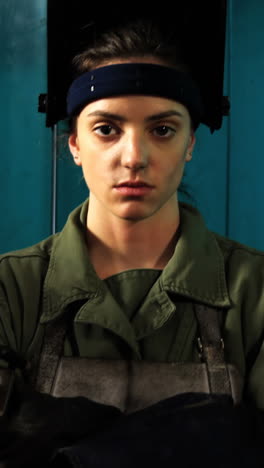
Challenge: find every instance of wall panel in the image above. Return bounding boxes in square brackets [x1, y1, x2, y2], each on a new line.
[228, 0, 264, 249]
[0, 0, 51, 254]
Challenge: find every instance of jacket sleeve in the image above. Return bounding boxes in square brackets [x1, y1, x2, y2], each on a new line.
[0, 287, 19, 363]
[240, 253, 264, 410]
[0, 254, 47, 359]
[223, 246, 264, 410]
[246, 341, 264, 409]
[0, 279, 40, 411]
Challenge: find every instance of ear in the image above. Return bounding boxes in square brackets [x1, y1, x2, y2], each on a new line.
[185, 132, 196, 162]
[68, 134, 82, 166]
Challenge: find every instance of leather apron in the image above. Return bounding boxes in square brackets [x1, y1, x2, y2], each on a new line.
[33, 304, 243, 413]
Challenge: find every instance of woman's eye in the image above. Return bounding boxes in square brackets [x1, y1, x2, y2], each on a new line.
[153, 126, 175, 137]
[94, 125, 118, 136]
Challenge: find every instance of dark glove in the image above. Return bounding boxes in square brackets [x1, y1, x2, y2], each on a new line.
[0, 381, 122, 468]
[52, 393, 264, 468]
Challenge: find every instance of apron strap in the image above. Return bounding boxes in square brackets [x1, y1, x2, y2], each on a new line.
[34, 317, 68, 394]
[194, 303, 232, 396]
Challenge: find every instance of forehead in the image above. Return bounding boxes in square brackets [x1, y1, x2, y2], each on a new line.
[96, 56, 170, 68]
[79, 95, 191, 121]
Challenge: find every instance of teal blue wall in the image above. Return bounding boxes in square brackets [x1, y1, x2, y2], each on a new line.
[0, 1, 51, 253]
[1, 0, 264, 253]
[228, 0, 264, 248]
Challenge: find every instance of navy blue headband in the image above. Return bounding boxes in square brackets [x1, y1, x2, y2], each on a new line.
[67, 63, 204, 128]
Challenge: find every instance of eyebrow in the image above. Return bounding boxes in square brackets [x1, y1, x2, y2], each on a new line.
[86, 110, 184, 122]
[146, 110, 184, 122]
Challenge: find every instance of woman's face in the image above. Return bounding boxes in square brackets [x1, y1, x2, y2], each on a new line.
[69, 93, 195, 223]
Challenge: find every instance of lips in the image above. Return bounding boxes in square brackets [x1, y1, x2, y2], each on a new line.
[114, 181, 154, 196]
[115, 181, 153, 188]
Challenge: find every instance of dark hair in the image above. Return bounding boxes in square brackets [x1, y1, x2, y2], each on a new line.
[72, 19, 190, 74]
[68, 19, 194, 133]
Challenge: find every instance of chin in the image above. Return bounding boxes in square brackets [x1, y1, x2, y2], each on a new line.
[116, 207, 154, 222]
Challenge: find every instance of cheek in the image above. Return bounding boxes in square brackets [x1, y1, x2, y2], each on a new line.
[157, 149, 188, 185]
[80, 154, 110, 191]
[157, 145, 188, 170]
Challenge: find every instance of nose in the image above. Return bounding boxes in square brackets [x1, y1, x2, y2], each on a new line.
[120, 131, 149, 170]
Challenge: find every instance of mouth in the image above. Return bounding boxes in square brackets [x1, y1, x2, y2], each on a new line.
[116, 181, 153, 188]
[114, 181, 154, 196]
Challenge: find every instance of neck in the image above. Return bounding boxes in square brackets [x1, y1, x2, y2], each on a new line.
[86, 198, 180, 279]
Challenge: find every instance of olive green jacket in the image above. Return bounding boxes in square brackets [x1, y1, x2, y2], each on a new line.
[1, 201, 264, 408]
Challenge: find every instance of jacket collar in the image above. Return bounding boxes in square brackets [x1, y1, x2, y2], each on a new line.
[41, 200, 102, 322]
[160, 202, 230, 307]
[41, 200, 230, 323]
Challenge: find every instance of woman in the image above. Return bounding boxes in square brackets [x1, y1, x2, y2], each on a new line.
[1, 19, 264, 468]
